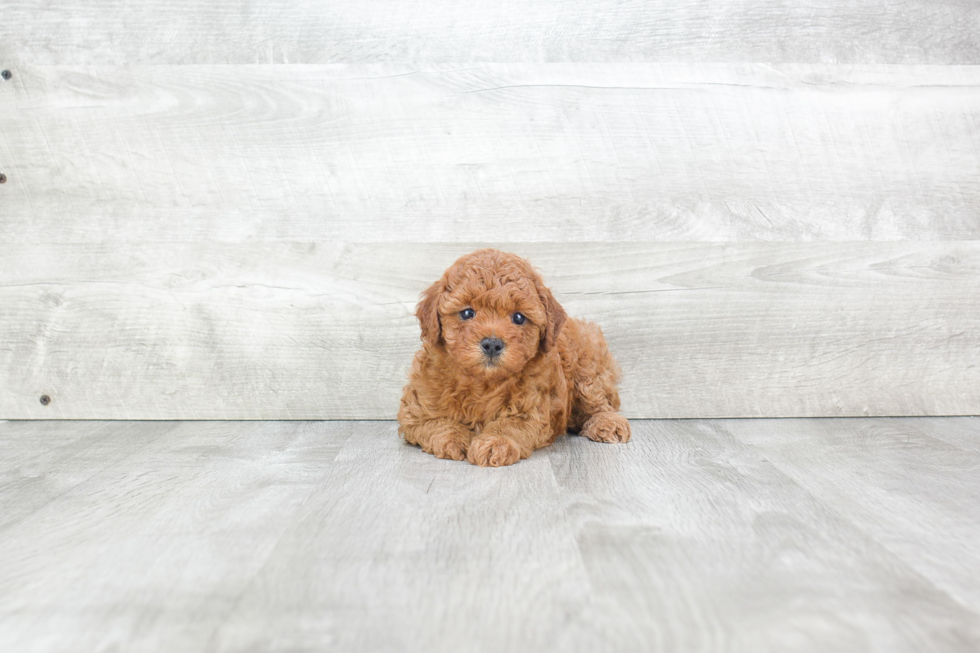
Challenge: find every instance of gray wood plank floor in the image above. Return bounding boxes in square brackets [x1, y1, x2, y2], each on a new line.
[1, 418, 978, 652]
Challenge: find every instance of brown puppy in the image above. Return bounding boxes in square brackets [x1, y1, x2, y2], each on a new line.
[398, 249, 630, 467]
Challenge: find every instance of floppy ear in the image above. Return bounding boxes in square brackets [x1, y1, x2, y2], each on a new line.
[535, 276, 567, 352]
[416, 278, 444, 346]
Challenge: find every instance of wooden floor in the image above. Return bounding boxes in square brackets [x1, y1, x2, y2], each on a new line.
[1, 418, 978, 652]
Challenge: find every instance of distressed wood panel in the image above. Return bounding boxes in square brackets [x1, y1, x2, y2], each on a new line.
[2, 242, 977, 420]
[2, 64, 979, 243]
[2, 1, 980, 65]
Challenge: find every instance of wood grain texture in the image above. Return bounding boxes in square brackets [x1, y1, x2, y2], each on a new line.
[209, 421, 604, 652]
[2, 64, 979, 243]
[0, 420, 178, 530]
[903, 416, 980, 453]
[549, 420, 980, 651]
[2, 419, 979, 652]
[718, 418, 980, 612]
[0, 420, 352, 652]
[2, 242, 978, 419]
[2, 1, 979, 65]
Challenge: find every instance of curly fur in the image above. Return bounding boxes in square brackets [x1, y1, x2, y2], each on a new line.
[398, 249, 630, 467]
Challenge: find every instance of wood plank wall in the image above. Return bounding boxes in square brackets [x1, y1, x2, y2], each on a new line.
[1, 2, 978, 419]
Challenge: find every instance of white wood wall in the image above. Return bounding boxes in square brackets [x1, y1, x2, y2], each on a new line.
[1, 2, 978, 419]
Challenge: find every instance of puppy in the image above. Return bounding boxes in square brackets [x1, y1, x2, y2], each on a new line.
[398, 249, 630, 467]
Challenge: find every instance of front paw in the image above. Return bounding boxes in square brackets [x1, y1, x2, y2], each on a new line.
[581, 412, 631, 444]
[427, 427, 471, 461]
[467, 435, 523, 467]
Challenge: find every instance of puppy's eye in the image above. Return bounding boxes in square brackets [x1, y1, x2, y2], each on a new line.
[512, 312, 526, 325]
[460, 308, 475, 321]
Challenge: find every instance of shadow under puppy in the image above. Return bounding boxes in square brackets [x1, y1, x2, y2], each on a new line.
[398, 249, 630, 467]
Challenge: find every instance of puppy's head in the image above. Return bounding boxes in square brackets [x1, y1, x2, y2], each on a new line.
[417, 249, 566, 378]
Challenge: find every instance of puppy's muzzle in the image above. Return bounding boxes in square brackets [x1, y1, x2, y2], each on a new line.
[480, 337, 505, 362]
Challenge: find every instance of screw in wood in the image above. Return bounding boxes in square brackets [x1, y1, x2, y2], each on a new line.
[1, 70, 10, 80]
[40, 395, 51, 406]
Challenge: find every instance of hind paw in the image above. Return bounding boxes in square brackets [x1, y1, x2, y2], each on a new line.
[581, 412, 631, 444]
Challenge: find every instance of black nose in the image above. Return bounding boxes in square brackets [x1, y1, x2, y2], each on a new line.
[480, 337, 505, 358]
